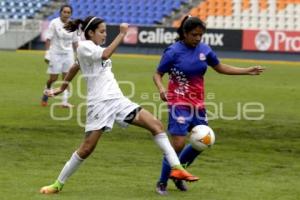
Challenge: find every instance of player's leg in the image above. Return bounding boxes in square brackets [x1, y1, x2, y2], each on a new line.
[156, 106, 193, 193]
[157, 137, 190, 193]
[46, 74, 59, 89]
[41, 74, 58, 106]
[40, 130, 103, 194]
[178, 145, 202, 169]
[41, 53, 61, 106]
[178, 108, 207, 169]
[171, 143, 202, 192]
[130, 108, 199, 182]
[61, 56, 74, 108]
[156, 135, 186, 194]
[60, 72, 74, 108]
[172, 108, 208, 191]
[171, 136, 191, 192]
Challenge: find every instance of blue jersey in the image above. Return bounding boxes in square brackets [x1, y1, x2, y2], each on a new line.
[157, 41, 220, 108]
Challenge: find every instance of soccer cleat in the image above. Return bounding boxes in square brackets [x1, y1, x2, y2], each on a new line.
[41, 101, 48, 107]
[61, 102, 74, 108]
[156, 182, 168, 195]
[173, 179, 188, 191]
[169, 168, 199, 182]
[40, 180, 64, 194]
[41, 94, 48, 107]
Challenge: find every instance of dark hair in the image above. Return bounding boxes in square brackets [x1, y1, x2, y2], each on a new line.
[64, 16, 104, 39]
[60, 4, 73, 14]
[176, 16, 206, 41]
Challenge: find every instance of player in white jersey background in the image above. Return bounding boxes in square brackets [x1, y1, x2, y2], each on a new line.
[40, 16, 199, 194]
[41, 4, 78, 108]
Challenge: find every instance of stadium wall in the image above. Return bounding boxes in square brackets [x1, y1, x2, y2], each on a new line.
[20, 24, 300, 60]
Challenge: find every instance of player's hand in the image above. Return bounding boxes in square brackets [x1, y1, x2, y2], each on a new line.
[159, 90, 168, 102]
[120, 23, 129, 35]
[247, 66, 266, 75]
[44, 88, 63, 97]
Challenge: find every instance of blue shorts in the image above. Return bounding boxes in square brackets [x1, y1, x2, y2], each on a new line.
[168, 106, 208, 136]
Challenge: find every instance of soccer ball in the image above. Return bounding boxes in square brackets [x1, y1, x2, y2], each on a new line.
[189, 125, 215, 151]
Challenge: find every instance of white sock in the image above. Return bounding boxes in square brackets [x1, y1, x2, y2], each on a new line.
[57, 152, 84, 184]
[154, 132, 180, 167]
[62, 90, 69, 105]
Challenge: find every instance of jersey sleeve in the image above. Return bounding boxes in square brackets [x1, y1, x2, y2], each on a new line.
[45, 20, 55, 40]
[72, 31, 79, 43]
[206, 49, 220, 67]
[78, 42, 104, 62]
[156, 47, 174, 73]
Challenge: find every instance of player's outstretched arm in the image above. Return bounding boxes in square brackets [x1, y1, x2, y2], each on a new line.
[213, 63, 266, 75]
[46, 63, 80, 96]
[102, 23, 128, 60]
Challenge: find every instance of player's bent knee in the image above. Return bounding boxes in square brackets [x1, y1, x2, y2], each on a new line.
[151, 119, 165, 134]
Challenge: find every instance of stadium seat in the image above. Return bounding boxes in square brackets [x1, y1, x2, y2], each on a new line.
[0, 0, 50, 20]
[46, 0, 187, 25]
[173, 0, 300, 31]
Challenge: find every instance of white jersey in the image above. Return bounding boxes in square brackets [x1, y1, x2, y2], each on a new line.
[77, 40, 123, 104]
[46, 17, 78, 54]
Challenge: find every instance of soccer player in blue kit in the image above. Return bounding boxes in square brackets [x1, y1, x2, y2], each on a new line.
[153, 16, 265, 195]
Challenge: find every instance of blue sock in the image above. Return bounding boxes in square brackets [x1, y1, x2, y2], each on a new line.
[179, 144, 201, 168]
[158, 157, 171, 184]
[158, 145, 201, 184]
[42, 94, 48, 102]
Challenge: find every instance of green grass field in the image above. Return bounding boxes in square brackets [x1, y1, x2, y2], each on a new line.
[0, 50, 299, 200]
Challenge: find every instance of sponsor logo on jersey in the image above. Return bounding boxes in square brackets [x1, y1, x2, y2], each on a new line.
[199, 53, 206, 61]
[176, 116, 186, 124]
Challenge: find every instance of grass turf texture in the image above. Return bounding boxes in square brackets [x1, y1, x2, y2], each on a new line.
[0, 50, 299, 200]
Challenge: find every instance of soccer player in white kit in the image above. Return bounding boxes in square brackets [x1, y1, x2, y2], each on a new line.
[39, 16, 199, 194]
[41, 4, 78, 108]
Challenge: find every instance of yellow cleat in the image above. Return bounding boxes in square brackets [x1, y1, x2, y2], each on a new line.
[40, 180, 63, 194]
[40, 186, 59, 194]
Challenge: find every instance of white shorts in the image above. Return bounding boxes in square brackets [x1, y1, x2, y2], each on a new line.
[85, 97, 140, 133]
[47, 52, 74, 74]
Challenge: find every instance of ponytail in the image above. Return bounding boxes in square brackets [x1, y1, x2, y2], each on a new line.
[64, 16, 104, 40]
[176, 16, 190, 41]
[64, 19, 84, 32]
